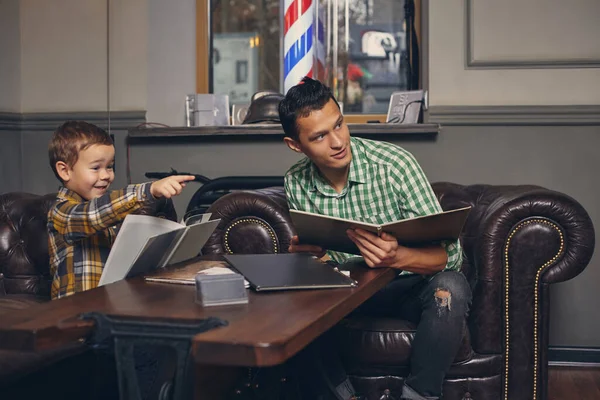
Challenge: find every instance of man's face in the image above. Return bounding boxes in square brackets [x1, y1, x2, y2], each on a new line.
[285, 99, 351, 172]
[59, 144, 115, 200]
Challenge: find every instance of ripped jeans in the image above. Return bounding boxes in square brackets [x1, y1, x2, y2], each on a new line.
[356, 271, 472, 400]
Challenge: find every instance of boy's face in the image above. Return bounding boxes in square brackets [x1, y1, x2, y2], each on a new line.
[56, 144, 115, 200]
[284, 98, 351, 173]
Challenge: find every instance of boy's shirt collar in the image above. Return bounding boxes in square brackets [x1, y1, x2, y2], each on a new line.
[308, 137, 368, 196]
[57, 186, 85, 203]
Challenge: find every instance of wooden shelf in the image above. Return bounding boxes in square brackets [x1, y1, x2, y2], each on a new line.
[128, 123, 440, 139]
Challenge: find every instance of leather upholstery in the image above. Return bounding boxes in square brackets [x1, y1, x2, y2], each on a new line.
[0, 190, 177, 388]
[0, 193, 56, 297]
[202, 182, 595, 400]
[0, 192, 176, 297]
[335, 316, 474, 374]
[203, 187, 294, 255]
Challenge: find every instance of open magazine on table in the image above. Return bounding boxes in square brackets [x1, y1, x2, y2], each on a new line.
[98, 213, 220, 286]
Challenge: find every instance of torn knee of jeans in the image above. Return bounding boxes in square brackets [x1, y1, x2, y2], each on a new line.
[434, 288, 451, 310]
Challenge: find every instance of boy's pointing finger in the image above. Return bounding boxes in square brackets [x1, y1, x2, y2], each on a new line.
[174, 175, 196, 182]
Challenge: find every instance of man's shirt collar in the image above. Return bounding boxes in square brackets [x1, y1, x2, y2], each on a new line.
[347, 138, 368, 185]
[308, 137, 368, 195]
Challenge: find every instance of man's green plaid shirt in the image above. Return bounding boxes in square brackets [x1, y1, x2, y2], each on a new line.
[284, 136, 462, 272]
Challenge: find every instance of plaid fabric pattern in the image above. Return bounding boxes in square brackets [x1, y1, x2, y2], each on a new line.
[48, 183, 154, 299]
[284, 137, 462, 273]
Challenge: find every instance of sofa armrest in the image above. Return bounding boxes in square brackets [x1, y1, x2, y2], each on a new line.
[202, 188, 295, 255]
[475, 187, 594, 284]
[470, 186, 594, 400]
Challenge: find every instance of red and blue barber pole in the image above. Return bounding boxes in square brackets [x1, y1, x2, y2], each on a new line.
[283, 0, 326, 92]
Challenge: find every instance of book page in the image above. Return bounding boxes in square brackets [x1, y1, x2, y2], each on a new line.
[290, 209, 380, 255]
[380, 206, 471, 245]
[182, 212, 212, 226]
[290, 209, 379, 228]
[290, 206, 471, 254]
[100, 215, 184, 286]
[166, 219, 221, 266]
[124, 230, 186, 281]
[145, 259, 229, 284]
[144, 260, 249, 288]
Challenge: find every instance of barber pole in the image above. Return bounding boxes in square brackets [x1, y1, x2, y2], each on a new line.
[283, 0, 315, 92]
[314, 4, 326, 82]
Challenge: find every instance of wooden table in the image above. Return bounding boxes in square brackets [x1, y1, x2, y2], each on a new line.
[0, 257, 396, 397]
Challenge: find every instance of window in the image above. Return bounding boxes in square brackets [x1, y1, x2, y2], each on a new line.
[197, 0, 421, 121]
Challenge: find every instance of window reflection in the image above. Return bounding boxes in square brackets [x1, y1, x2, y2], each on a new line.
[210, 0, 416, 114]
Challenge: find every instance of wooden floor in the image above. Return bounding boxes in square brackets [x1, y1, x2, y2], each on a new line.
[548, 366, 600, 399]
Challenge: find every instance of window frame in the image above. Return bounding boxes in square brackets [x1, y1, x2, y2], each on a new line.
[196, 0, 422, 123]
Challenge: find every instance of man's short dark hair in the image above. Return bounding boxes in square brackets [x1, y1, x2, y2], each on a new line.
[278, 77, 340, 140]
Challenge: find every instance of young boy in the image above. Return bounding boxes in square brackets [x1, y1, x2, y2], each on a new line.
[279, 78, 471, 400]
[48, 120, 195, 299]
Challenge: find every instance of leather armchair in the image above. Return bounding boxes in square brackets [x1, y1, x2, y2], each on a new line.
[202, 182, 595, 400]
[0, 191, 177, 394]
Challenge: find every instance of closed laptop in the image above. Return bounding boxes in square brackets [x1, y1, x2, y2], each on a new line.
[223, 253, 357, 292]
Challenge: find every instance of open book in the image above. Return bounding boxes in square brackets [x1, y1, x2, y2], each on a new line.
[144, 260, 249, 288]
[290, 206, 471, 255]
[98, 213, 221, 286]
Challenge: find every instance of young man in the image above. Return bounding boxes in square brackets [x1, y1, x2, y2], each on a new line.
[279, 77, 472, 400]
[48, 120, 194, 299]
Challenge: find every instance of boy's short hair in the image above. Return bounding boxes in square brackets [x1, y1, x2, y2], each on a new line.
[49, 121, 114, 182]
[278, 77, 340, 140]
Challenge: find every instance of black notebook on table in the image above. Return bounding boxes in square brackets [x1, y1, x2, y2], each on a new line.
[223, 253, 357, 292]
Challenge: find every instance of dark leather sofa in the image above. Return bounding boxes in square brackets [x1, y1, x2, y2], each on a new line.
[201, 183, 595, 400]
[0, 191, 176, 398]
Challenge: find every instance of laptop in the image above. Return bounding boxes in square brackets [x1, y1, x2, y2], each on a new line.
[223, 253, 357, 292]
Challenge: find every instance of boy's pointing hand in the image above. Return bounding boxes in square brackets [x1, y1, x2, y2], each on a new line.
[150, 175, 196, 199]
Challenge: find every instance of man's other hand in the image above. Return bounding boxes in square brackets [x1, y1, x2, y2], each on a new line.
[347, 229, 409, 268]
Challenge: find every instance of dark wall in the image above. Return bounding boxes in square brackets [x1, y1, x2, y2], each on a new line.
[0, 115, 22, 194]
[0, 112, 144, 195]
